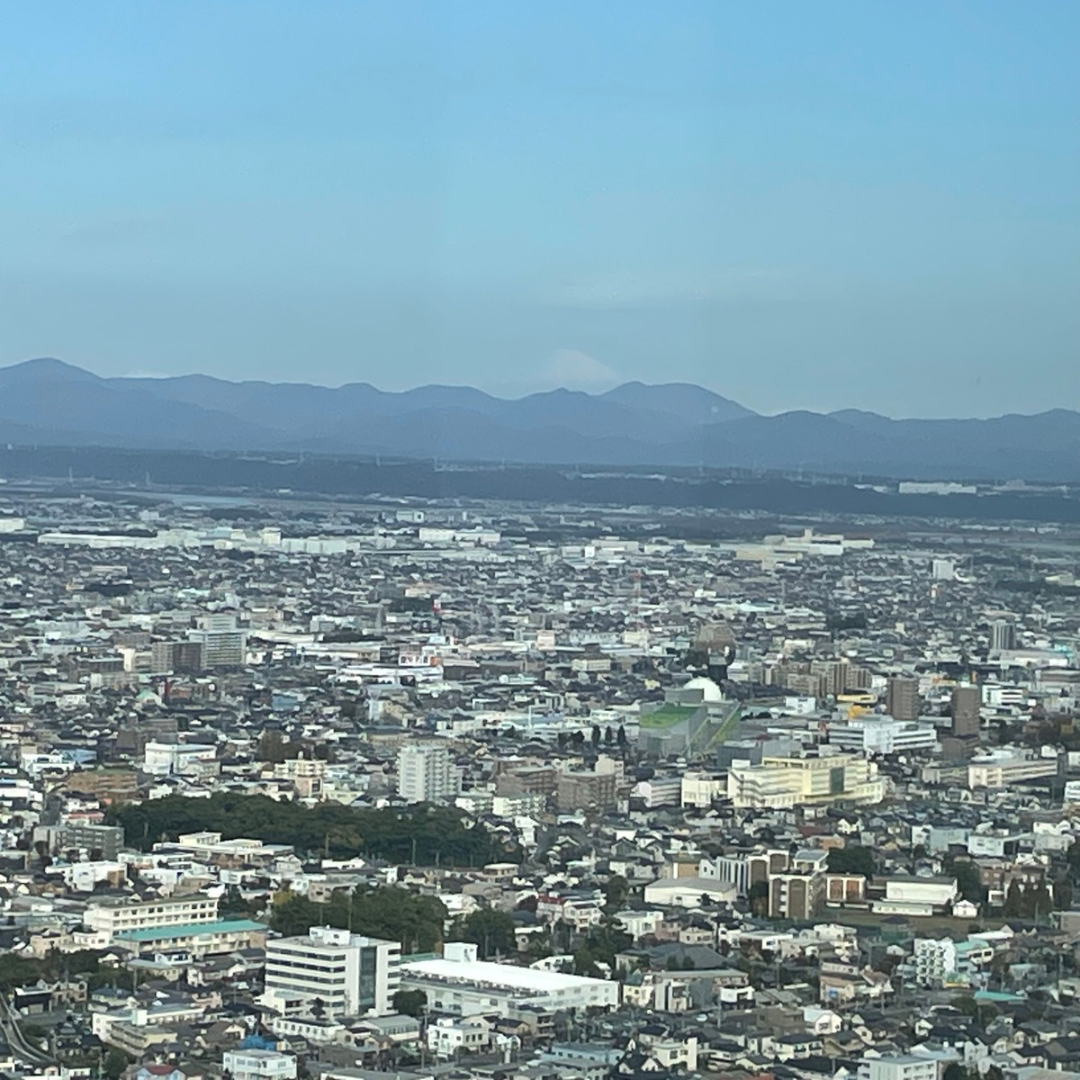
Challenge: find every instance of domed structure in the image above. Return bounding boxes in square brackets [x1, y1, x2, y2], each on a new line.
[683, 675, 724, 703]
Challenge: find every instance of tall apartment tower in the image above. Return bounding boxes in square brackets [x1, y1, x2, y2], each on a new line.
[991, 619, 1016, 654]
[396, 742, 462, 804]
[189, 613, 246, 668]
[951, 683, 981, 739]
[886, 675, 920, 723]
[263, 925, 400, 1017]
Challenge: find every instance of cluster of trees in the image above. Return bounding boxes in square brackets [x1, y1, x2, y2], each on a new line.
[826, 611, 868, 633]
[555, 726, 627, 751]
[107, 792, 509, 865]
[826, 845, 876, 877]
[451, 908, 518, 958]
[942, 854, 984, 904]
[0, 949, 132, 994]
[1002, 879, 1055, 919]
[270, 886, 448, 953]
[572, 916, 632, 977]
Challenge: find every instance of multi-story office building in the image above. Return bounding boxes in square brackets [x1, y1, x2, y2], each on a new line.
[727, 753, 885, 809]
[151, 640, 205, 674]
[827, 718, 937, 755]
[396, 742, 462, 803]
[263, 926, 400, 1018]
[951, 683, 981, 738]
[885, 676, 920, 723]
[967, 752, 1059, 789]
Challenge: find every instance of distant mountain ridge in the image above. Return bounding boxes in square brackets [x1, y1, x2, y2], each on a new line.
[0, 357, 1077, 482]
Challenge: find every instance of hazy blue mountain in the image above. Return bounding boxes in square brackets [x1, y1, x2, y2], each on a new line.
[602, 381, 754, 424]
[1, 358, 1079, 480]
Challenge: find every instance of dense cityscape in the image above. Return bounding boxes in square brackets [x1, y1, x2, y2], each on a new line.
[0, 485, 1078, 1080]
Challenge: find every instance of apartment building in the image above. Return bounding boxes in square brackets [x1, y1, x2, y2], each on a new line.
[222, 1050, 297, 1080]
[396, 742, 462, 803]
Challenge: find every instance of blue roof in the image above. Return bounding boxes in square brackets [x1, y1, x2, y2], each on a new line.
[116, 918, 267, 942]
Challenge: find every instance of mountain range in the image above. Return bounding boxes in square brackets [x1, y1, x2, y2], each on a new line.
[0, 357, 1077, 482]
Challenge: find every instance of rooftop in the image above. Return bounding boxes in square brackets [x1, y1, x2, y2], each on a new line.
[116, 919, 267, 942]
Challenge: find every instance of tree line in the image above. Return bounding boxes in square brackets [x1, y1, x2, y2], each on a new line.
[107, 792, 513, 865]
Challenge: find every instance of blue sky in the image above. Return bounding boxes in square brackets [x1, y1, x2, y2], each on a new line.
[0, 1, 1077, 416]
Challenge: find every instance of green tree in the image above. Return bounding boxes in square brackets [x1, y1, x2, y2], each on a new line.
[602, 874, 630, 911]
[270, 886, 448, 952]
[103, 1048, 130, 1080]
[582, 915, 632, 967]
[1053, 877, 1074, 910]
[107, 793, 508, 866]
[944, 856, 984, 905]
[573, 947, 599, 977]
[826, 845, 875, 878]
[1003, 879, 1024, 917]
[748, 881, 769, 917]
[454, 908, 517, 959]
[392, 989, 427, 1017]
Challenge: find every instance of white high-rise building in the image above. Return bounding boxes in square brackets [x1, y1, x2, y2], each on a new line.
[262, 926, 400, 1018]
[189, 613, 246, 667]
[913, 937, 958, 987]
[397, 742, 462, 803]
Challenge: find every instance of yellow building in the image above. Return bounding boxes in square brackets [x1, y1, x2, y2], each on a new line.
[727, 753, 885, 809]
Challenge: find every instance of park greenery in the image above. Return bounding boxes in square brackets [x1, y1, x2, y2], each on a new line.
[269, 886, 448, 953]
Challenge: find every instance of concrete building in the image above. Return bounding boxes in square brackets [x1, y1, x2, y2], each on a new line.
[151, 640, 204, 674]
[886, 676, 920, 724]
[263, 925, 400, 1018]
[222, 1050, 297, 1080]
[85, 893, 220, 944]
[557, 768, 618, 813]
[991, 619, 1017, 654]
[727, 753, 885, 809]
[189, 613, 246, 667]
[968, 752, 1059, 789]
[397, 742, 462, 804]
[951, 683, 981, 738]
[116, 918, 267, 958]
[769, 872, 824, 920]
[827, 717, 937, 755]
[400, 941, 618, 1016]
[859, 1057, 938, 1080]
[913, 937, 959, 987]
[55, 822, 124, 860]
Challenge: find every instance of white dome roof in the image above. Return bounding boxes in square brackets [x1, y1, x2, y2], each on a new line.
[684, 676, 723, 703]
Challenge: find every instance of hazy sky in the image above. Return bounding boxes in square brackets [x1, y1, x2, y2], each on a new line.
[1, 1, 1077, 416]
